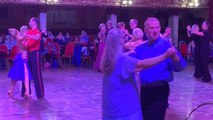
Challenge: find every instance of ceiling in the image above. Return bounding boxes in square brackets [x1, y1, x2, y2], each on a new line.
[0, 0, 209, 8]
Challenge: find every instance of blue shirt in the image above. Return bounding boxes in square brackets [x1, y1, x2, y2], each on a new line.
[80, 35, 89, 43]
[5, 39, 17, 50]
[132, 37, 187, 84]
[102, 54, 141, 117]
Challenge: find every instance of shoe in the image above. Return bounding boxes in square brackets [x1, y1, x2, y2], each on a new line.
[7, 90, 13, 97]
[21, 92, 31, 97]
[24, 92, 30, 98]
[201, 79, 212, 83]
[193, 73, 202, 79]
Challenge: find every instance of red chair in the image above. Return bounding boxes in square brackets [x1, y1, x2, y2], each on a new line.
[89, 36, 94, 42]
[81, 46, 93, 67]
[61, 43, 74, 66]
[53, 42, 61, 66]
[0, 44, 9, 69]
[46, 38, 52, 43]
[0, 44, 9, 55]
[43, 43, 55, 64]
[179, 42, 188, 60]
[81, 56, 92, 67]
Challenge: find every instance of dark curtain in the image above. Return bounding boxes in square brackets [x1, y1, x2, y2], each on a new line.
[209, 0, 213, 32]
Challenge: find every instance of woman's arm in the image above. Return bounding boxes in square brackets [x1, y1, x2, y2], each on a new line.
[186, 25, 191, 37]
[123, 29, 134, 39]
[187, 30, 191, 37]
[17, 34, 25, 40]
[194, 31, 204, 36]
[124, 37, 137, 50]
[134, 47, 175, 72]
[124, 40, 133, 50]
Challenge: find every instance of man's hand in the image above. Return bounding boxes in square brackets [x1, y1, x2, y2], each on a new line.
[165, 47, 180, 62]
[165, 47, 176, 58]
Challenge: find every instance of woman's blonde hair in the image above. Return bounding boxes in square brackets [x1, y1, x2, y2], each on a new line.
[100, 28, 123, 74]
[20, 25, 28, 34]
[117, 22, 125, 29]
[99, 23, 106, 30]
[191, 24, 199, 34]
[133, 28, 143, 40]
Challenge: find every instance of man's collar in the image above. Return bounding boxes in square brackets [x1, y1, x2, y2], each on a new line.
[148, 36, 161, 45]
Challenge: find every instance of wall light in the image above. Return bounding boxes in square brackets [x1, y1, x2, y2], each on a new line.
[179, 0, 200, 8]
[115, 0, 133, 7]
[41, 0, 58, 4]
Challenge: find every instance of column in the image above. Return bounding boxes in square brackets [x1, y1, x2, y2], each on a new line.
[109, 14, 117, 28]
[39, 12, 47, 30]
[168, 15, 179, 47]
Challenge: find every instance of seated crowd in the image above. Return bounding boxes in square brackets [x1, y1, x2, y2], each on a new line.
[0, 30, 97, 69]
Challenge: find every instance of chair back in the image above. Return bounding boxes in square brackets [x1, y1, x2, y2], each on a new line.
[0, 44, 9, 55]
[179, 42, 188, 57]
[89, 36, 94, 42]
[64, 43, 74, 56]
[53, 42, 60, 56]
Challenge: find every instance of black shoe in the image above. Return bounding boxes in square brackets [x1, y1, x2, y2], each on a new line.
[193, 73, 202, 79]
[201, 79, 212, 83]
[37, 96, 44, 99]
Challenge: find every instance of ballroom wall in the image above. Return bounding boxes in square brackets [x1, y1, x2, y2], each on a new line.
[0, 4, 209, 37]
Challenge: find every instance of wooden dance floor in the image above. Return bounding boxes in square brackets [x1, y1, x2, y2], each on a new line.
[0, 63, 213, 120]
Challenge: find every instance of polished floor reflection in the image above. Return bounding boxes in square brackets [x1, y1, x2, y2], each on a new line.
[0, 63, 213, 120]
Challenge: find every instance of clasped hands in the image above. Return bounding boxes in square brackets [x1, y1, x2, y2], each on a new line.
[165, 47, 179, 62]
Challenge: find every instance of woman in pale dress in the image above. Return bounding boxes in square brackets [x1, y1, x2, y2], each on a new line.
[93, 23, 106, 71]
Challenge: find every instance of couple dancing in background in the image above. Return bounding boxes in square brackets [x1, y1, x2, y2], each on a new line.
[93, 19, 144, 72]
[187, 21, 212, 82]
[7, 17, 44, 99]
